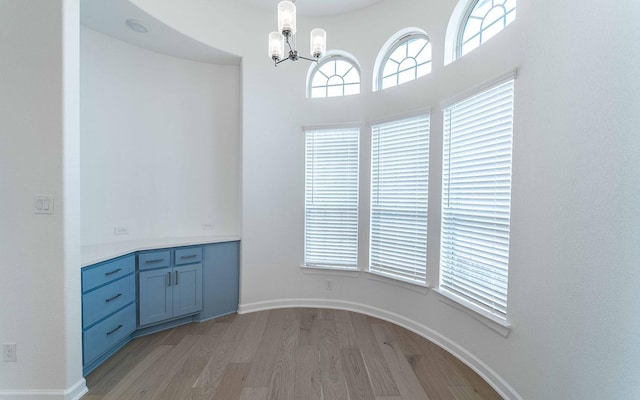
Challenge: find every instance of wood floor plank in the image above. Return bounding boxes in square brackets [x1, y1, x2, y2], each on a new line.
[294, 345, 321, 400]
[101, 345, 173, 400]
[409, 354, 457, 400]
[244, 309, 287, 387]
[349, 313, 400, 397]
[340, 347, 376, 400]
[240, 387, 269, 400]
[210, 363, 250, 400]
[449, 386, 483, 400]
[371, 324, 430, 400]
[317, 320, 349, 400]
[86, 329, 172, 395]
[158, 324, 231, 400]
[267, 310, 300, 400]
[120, 335, 203, 400]
[231, 310, 270, 363]
[335, 320, 358, 349]
[299, 308, 319, 345]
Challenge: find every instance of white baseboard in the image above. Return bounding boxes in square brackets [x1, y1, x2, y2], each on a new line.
[239, 298, 522, 400]
[0, 378, 87, 400]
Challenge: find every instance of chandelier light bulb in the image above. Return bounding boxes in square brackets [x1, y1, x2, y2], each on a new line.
[278, 1, 297, 37]
[310, 28, 326, 59]
[269, 32, 285, 61]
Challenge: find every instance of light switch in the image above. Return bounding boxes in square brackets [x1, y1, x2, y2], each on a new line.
[34, 196, 54, 214]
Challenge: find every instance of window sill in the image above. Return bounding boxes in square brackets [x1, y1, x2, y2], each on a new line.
[365, 270, 429, 294]
[433, 288, 512, 338]
[300, 264, 361, 278]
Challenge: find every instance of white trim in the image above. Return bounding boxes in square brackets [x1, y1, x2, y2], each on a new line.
[367, 108, 432, 127]
[440, 68, 518, 110]
[238, 298, 522, 400]
[434, 288, 512, 337]
[302, 121, 364, 132]
[300, 264, 362, 277]
[0, 378, 88, 400]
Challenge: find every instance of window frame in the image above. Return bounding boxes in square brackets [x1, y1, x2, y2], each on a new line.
[456, 0, 517, 58]
[374, 30, 432, 91]
[307, 53, 361, 99]
[304, 126, 361, 270]
[438, 71, 517, 326]
[369, 112, 431, 286]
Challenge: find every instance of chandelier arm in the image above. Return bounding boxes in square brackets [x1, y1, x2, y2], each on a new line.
[298, 55, 319, 62]
[276, 56, 291, 65]
[285, 35, 294, 52]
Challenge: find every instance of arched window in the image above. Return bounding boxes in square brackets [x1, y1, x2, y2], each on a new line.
[375, 29, 432, 91]
[458, 0, 516, 57]
[307, 52, 360, 98]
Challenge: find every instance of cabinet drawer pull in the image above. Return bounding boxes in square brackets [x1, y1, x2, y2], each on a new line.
[175, 271, 179, 285]
[105, 293, 122, 303]
[181, 254, 197, 259]
[145, 259, 165, 264]
[167, 272, 171, 287]
[106, 324, 123, 336]
[105, 268, 122, 276]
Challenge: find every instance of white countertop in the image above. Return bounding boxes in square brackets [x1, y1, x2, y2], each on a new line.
[81, 235, 241, 267]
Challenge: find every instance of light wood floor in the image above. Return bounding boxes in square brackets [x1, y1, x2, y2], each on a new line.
[82, 308, 502, 400]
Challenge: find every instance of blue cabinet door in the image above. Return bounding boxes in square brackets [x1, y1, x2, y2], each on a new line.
[201, 241, 239, 320]
[173, 264, 203, 317]
[139, 268, 173, 326]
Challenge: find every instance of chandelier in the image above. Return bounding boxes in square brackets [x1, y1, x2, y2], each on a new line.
[268, 1, 327, 66]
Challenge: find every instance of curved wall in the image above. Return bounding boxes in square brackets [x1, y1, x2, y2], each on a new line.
[130, 1, 640, 399]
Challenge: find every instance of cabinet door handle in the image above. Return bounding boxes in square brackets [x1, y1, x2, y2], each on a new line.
[105, 293, 122, 303]
[167, 272, 172, 287]
[105, 268, 122, 276]
[106, 324, 123, 336]
[181, 255, 197, 259]
[175, 271, 179, 285]
[145, 259, 165, 264]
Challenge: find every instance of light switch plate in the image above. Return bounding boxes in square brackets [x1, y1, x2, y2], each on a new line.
[34, 196, 54, 214]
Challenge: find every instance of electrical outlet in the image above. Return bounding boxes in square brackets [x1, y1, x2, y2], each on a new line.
[325, 279, 333, 291]
[202, 224, 214, 231]
[3, 344, 17, 362]
[114, 226, 129, 235]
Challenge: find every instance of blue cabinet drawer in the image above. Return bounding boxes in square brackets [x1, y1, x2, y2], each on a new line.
[82, 255, 135, 293]
[175, 247, 202, 265]
[138, 250, 171, 270]
[83, 302, 136, 366]
[82, 275, 135, 329]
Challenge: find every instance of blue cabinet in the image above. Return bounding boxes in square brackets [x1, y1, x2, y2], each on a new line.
[81, 241, 238, 376]
[81, 254, 136, 375]
[137, 248, 203, 327]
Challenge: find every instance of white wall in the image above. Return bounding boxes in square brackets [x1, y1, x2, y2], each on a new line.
[80, 27, 241, 246]
[0, 0, 84, 397]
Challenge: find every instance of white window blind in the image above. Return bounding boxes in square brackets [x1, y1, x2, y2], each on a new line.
[370, 114, 430, 284]
[441, 79, 514, 319]
[305, 127, 360, 269]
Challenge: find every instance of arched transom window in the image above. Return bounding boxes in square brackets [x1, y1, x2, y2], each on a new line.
[459, 0, 516, 57]
[308, 55, 360, 98]
[379, 33, 432, 90]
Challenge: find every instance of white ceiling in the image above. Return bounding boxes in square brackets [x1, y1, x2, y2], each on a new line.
[235, 0, 383, 16]
[80, 0, 382, 65]
[80, 0, 240, 65]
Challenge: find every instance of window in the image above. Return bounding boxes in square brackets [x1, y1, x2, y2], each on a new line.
[308, 54, 360, 98]
[305, 127, 360, 269]
[440, 78, 515, 320]
[370, 114, 430, 284]
[377, 32, 432, 90]
[459, 0, 516, 57]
